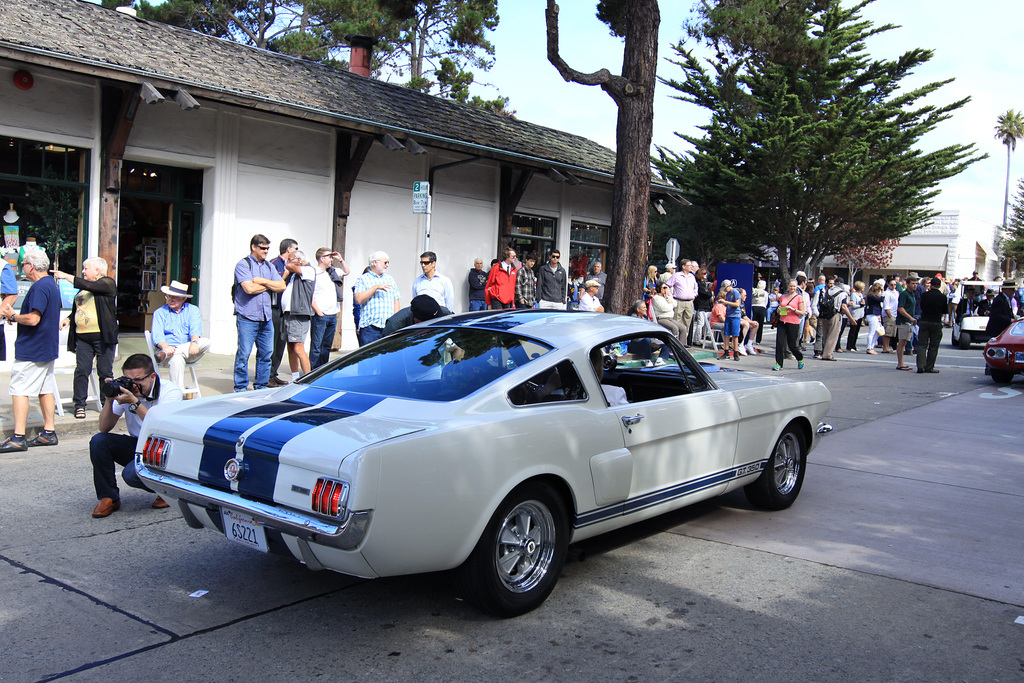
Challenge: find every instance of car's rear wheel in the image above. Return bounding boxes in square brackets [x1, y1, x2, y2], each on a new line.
[455, 481, 568, 617]
[744, 426, 806, 510]
[959, 331, 972, 350]
[990, 369, 1014, 384]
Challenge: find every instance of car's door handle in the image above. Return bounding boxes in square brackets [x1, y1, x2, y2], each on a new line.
[621, 414, 644, 426]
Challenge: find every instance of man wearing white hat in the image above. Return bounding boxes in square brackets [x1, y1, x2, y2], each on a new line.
[151, 280, 210, 391]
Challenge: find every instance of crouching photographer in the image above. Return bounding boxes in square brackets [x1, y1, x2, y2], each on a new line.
[89, 353, 182, 518]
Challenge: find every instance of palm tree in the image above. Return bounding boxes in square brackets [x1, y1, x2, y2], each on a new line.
[995, 109, 1024, 229]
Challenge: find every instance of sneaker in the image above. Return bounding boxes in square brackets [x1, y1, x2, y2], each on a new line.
[797, 360, 805, 370]
[772, 364, 782, 371]
[27, 430, 58, 447]
[737, 345, 748, 356]
[0, 436, 28, 453]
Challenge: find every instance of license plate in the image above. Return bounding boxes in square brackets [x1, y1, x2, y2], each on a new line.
[1015, 351, 1024, 364]
[221, 508, 268, 553]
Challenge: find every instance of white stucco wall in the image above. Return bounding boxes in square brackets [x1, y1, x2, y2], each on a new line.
[1, 57, 616, 358]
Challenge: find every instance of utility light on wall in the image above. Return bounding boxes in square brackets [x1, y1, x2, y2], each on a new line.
[405, 137, 427, 155]
[140, 81, 164, 104]
[545, 167, 567, 183]
[376, 133, 405, 151]
[174, 89, 200, 111]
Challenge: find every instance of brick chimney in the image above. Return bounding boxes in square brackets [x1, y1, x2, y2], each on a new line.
[345, 35, 376, 78]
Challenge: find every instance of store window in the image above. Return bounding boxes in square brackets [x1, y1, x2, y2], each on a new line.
[509, 213, 556, 262]
[569, 220, 609, 280]
[0, 136, 90, 281]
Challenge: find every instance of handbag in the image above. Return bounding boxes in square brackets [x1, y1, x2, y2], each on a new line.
[770, 308, 781, 328]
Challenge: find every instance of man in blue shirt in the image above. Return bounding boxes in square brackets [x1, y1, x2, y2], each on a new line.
[353, 250, 400, 346]
[0, 251, 61, 451]
[152, 280, 209, 392]
[233, 234, 285, 391]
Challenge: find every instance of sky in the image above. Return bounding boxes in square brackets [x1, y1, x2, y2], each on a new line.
[483, 0, 1024, 228]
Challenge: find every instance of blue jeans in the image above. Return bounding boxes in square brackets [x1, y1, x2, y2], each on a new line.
[235, 316, 274, 391]
[309, 313, 337, 369]
[469, 300, 487, 312]
[357, 325, 383, 347]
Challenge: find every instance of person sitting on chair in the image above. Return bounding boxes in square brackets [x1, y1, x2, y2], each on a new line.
[151, 280, 210, 394]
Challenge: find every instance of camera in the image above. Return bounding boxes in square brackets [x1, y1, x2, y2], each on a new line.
[102, 376, 139, 398]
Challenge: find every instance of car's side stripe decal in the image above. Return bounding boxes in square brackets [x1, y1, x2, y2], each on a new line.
[574, 461, 766, 529]
[198, 390, 384, 498]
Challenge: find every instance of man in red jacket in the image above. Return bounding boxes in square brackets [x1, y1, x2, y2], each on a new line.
[485, 247, 518, 309]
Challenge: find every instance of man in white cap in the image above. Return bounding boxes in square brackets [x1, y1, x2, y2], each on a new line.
[151, 280, 210, 391]
[659, 261, 676, 284]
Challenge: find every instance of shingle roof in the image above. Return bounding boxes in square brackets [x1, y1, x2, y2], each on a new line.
[0, 0, 626, 180]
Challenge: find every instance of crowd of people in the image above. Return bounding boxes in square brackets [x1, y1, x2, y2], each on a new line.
[4, 234, 1023, 518]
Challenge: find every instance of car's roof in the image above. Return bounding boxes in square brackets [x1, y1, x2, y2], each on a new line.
[420, 310, 661, 348]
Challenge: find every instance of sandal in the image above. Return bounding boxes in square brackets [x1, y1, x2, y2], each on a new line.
[896, 365, 911, 371]
[74, 407, 86, 419]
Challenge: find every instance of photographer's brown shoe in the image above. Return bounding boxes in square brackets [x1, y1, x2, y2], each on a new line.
[92, 498, 121, 518]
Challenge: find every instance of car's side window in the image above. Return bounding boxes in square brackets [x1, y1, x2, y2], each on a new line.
[508, 360, 587, 406]
[598, 334, 710, 403]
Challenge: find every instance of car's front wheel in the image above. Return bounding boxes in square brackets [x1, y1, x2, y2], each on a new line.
[455, 481, 568, 617]
[744, 426, 807, 510]
[990, 368, 1015, 384]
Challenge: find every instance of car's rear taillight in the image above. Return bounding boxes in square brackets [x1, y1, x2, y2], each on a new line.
[141, 436, 170, 469]
[311, 478, 348, 517]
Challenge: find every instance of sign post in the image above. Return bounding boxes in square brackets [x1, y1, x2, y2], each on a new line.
[666, 237, 679, 265]
[413, 181, 431, 251]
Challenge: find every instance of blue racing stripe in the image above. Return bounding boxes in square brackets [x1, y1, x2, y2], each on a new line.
[574, 461, 766, 530]
[198, 390, 385, 500]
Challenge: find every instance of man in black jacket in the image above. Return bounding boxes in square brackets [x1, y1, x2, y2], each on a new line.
[985, 280, 1018, 338]
[537, 250, 568, 310]
[53, 257, 118, 419]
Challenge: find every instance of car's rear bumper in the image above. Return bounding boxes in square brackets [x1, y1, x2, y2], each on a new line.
[136, 461, 371, 552]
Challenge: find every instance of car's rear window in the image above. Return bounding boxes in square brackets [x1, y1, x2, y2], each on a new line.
[303, 327, 552, 401]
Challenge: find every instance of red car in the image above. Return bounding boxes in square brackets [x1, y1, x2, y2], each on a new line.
[984, 320, 1024, 383]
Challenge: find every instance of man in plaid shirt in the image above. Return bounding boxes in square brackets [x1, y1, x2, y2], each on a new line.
[353, 250, 400, 346]
[515, 253, 537, 309]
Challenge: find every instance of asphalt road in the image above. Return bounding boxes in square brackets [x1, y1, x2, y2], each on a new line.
[2, 327, 1022, 682]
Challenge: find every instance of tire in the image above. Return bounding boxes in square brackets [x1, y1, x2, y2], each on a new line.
[958, 331, 971, 350]
[990, 369, 1014, 384]
[744, 426, 807, 510]
[454, 481, 569, 617]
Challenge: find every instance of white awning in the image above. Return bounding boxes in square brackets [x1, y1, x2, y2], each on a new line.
[889, 244, 949, 272]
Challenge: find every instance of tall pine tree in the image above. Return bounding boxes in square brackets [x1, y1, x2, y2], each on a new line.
[656, 0, 982, 281]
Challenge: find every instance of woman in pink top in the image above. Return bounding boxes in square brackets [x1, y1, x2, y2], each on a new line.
[773, 279, 807, 371]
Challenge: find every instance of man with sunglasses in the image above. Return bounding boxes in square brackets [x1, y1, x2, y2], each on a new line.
[354, 250, 400, 346]
[537, 250, 568, 310]
[233, 234, 285, 391]
[412, 251, 454, 310]
[89, 353, 183, 518]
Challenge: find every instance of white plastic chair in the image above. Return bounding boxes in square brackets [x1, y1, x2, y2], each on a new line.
[51, 368, 102, 417]
[145, 330, 202, 399]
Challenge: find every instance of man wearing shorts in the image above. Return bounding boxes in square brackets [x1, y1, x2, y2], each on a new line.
[0, 251, 61, 451]
[895, 275, 919, 370]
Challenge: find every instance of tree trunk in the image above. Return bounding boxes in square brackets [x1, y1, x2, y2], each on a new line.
[603, 0, 660, 316]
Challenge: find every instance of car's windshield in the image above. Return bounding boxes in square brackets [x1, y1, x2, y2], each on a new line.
[303, 327, 552, 401]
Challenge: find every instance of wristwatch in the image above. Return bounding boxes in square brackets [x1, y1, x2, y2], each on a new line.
[128, 400, 140, 413]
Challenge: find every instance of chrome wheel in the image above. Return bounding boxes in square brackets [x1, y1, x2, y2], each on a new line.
[772, 432, 801, 495]
[494, 500, 556, 594]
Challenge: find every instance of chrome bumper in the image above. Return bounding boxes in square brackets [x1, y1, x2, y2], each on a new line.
[135, 461, 370, 551]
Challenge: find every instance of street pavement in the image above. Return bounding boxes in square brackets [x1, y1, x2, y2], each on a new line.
[1, 327, 1023, 681]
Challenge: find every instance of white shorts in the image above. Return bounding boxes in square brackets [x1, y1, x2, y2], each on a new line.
[10, 360, 56, 396]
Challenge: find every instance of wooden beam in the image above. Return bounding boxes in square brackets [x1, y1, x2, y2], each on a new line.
[98, 85, 141, 281]
[499, 166, 534, 256]
[330, 132, 372, 350]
